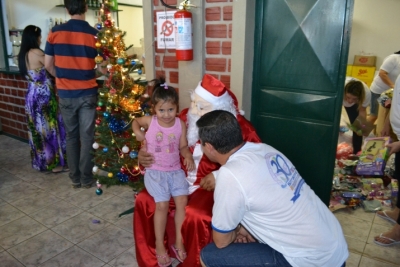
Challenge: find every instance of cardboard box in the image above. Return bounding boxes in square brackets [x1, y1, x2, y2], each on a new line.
[346, 65, 353, 76]
[356, 136, 391, 176]
[354, 55, 376, 67]
[351, 66, 376, 80]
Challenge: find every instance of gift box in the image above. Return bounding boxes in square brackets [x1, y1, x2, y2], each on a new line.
[355, 137, 391, 175]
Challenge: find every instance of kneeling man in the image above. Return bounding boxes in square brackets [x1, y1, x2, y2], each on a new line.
[197, 110, 348, 267]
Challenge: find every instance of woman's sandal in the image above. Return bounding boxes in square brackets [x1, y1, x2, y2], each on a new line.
[155, 250, 172, 267]
[171, 244, 187, 263]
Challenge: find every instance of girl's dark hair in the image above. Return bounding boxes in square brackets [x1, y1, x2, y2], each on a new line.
[345, 80, 365, 110]
[150, 77, 179, 106]
[18, 25, 42, 77]
[395, 51, 400, 55]
[64, 0, 86, 16]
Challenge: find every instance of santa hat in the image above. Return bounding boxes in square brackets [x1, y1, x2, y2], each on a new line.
[194, 74, 243, 115]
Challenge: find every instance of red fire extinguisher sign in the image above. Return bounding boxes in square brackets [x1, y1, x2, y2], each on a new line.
[174, 10, 193, 61]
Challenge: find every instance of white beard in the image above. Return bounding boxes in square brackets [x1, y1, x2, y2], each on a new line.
[186, 99, 238, 147]
[187, 111, 201, 147]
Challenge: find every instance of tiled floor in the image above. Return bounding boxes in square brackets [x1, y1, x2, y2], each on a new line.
[0, 134, 400, 267]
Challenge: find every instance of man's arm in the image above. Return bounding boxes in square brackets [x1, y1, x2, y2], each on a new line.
[378, 69, 395, 88]
[212, 225, 241, 249]
[44, 55, 56, 77]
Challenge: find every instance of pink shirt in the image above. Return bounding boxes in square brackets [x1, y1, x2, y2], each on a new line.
[145, 116, 182, 171]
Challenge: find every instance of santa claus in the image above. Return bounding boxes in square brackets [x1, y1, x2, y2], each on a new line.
[134, 74, 260, 267]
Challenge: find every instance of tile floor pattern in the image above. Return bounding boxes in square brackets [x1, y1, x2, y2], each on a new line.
[0, 134, 400, 267]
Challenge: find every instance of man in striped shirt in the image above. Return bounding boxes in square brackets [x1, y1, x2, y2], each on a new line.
[45, 0, 106, 188]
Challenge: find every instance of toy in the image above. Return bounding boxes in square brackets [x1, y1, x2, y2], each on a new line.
[356, 137, 391, 175]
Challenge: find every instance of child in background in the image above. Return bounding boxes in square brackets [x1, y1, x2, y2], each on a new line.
[132, 79, 194, 267]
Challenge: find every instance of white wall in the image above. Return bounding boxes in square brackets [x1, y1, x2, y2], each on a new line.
[5, 0, 143, 53]
[349, 0, 400, 68]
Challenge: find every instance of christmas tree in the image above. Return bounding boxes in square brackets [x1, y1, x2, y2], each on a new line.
[92, 0, 150, 194]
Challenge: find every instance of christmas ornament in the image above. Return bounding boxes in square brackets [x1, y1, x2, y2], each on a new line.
[103, 147, 109, 153]
[98, 101, 104, 106]
[117, 58, 125, 65]
[93, 165, 99, 173]
[104, 20, 112, 27]
[122, 145, 129, 153]
[96, 23, 102, 30]
[108, 172, 113, 178]
[96, 106, 102, 111]
[107, 64, 113, 70]
[95, 55, 104, 64]
[138, 69, 142, 75]
[96, 188, 103, 195]
[95, 42, 101, 48]
[119, 173, 129, 183]
[92, 142, 99, 149]
[129, 151, 138, 159]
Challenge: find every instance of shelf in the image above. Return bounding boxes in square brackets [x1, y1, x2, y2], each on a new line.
[55, 5, 121, 11]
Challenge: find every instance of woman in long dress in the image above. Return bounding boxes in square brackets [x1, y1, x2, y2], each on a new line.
[17, 25, 67, 172]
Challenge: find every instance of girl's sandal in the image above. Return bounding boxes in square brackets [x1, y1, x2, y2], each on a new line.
[171, 244, 187, 263]
[155, 251, 172, 267]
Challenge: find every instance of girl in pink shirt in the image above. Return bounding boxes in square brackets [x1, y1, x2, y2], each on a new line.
[132, 79, 194, 267]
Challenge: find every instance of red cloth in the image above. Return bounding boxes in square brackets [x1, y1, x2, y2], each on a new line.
[133, 108, 261, 267]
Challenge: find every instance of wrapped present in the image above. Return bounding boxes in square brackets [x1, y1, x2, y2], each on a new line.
[336, 142, 353, 160]
[346, 115, 375, 137]
[356, 136, 391, 175]
[378, 88, 393, 108]
[361, 178, 383, 192]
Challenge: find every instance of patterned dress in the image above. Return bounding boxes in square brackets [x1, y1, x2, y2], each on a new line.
[25, 67, 67, 171]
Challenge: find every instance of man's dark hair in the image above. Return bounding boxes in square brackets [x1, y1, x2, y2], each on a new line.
[64, 0, 86, 16]
[196, 110, 243, 154]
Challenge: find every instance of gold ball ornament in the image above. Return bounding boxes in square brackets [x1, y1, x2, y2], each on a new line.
[95, 55, 104, 64]
[95, 42, 102, 48]
[108, 172, 113, 178]
[100, 38, 107, 44]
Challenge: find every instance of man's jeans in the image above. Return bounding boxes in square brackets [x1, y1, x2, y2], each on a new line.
[59, 95, 97, 186]
[201, 242, 346, 267]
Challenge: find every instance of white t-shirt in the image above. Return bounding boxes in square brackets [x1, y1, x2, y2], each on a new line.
[390, 75, 400, 139]
[370, 54, 400, 94]
[343, 76, 371, 108]
[212, 142, 348, 267]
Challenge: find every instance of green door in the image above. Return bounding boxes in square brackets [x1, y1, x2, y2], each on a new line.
[251, 0, 354, 205]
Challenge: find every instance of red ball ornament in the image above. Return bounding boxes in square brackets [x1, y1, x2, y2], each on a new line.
[120, 167, 126, 172]
[104, 20, 112, 27]
[95, 119, 101, 125]
[96, 106, 102, 111]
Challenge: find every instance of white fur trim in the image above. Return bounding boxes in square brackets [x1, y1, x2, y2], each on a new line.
[194, 81, 231, 107]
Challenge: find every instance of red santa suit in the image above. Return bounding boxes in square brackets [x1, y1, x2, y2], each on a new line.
[133, 75, 261, 267]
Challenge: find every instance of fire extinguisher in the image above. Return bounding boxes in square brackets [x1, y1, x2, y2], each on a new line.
[160, 0, 194, 61]
[174, 7, 193, 60]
